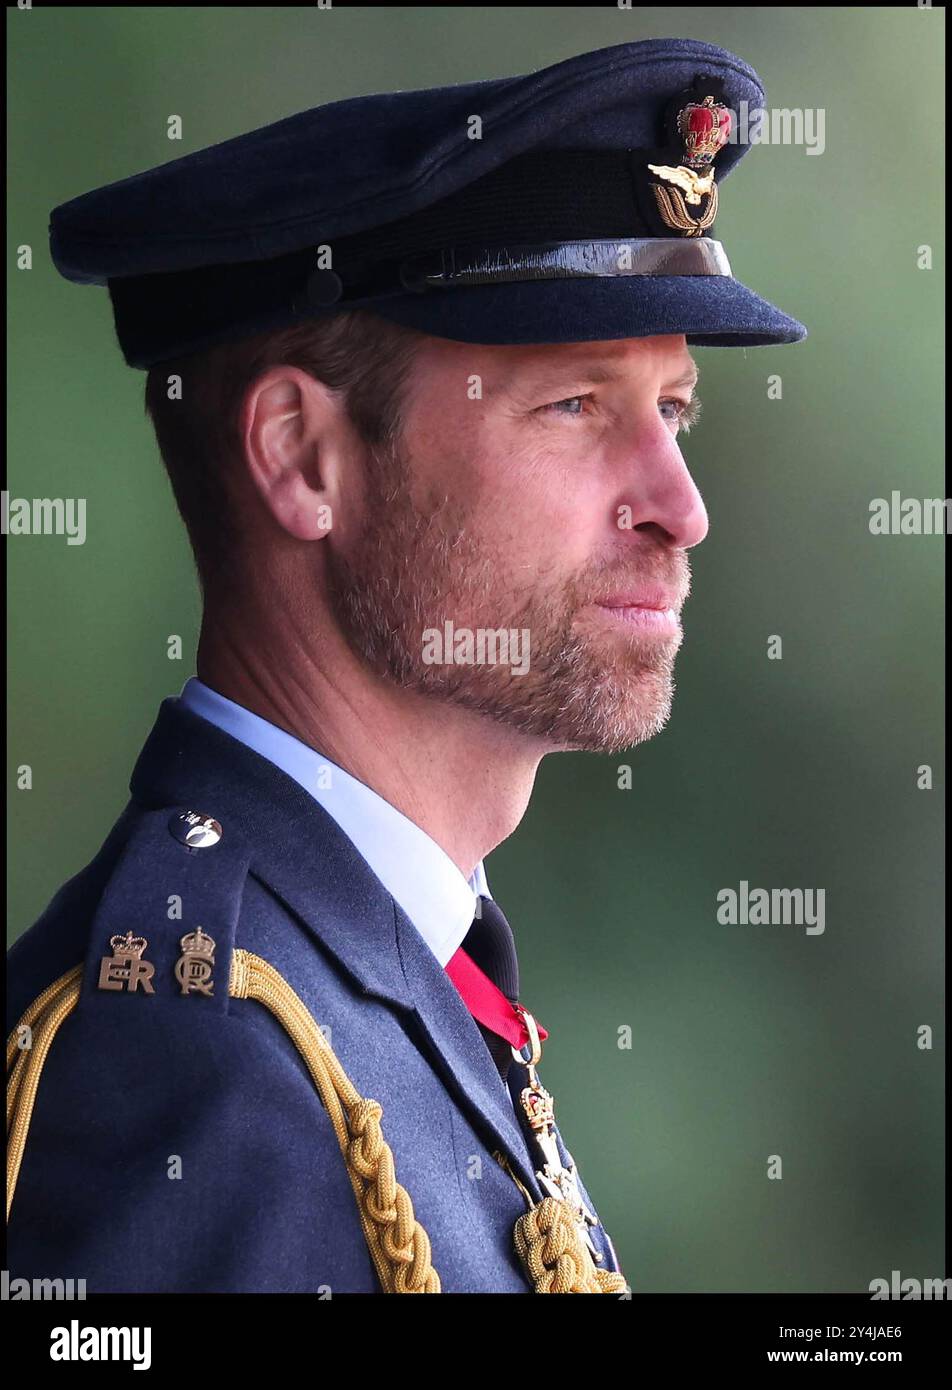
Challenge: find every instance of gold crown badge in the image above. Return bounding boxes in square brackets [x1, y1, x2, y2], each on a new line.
[108, 931, 148, 958]
[178, 927, 216, 961]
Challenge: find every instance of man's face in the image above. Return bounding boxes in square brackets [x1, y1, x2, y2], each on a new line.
[325, 333, 708, 754]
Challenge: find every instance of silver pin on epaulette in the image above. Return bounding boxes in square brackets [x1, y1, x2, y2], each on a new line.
[168, 809, 223, 849]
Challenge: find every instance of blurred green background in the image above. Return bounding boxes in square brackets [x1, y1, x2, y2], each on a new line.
[8, 8, 944, 1292]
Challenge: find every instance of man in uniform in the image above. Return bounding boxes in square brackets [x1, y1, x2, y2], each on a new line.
[6, 37, 805, 1293]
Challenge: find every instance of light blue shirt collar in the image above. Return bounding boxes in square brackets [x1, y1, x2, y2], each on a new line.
[178, 677, 490, 967]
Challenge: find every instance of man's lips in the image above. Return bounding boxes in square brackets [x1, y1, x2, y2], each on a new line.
[594, 590, 681, 613]
[590, 590, 682, 633]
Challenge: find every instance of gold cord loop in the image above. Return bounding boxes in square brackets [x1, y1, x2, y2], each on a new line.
[7, 952, 625, 1293]
[6, 965, 83, 1221]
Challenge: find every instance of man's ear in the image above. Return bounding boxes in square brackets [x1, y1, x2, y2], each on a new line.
[241, 366, 340, 541]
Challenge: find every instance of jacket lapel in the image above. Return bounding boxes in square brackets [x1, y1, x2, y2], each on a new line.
[129, 697, 543, 1199]
[391, 900, 543, 1193]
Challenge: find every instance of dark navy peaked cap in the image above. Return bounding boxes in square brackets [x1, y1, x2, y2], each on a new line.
[49, 38, 807, 368]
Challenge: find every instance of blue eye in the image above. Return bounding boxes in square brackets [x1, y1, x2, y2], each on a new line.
[536, 393, 701, 431]
[660, 397, 702, 432]
[537, 394, 593, 417]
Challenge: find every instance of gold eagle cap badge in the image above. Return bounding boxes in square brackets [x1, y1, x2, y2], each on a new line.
[648, 93, 732, 237]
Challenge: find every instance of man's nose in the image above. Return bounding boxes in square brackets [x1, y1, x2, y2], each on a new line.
[616, 432, 709, 550]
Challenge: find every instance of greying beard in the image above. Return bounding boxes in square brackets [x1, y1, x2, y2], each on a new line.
[324, 440, 682, 753]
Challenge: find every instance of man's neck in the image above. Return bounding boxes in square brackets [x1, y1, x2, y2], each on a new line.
[196, 618, 543, 881]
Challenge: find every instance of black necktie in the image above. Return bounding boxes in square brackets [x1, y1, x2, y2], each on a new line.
[459, 895, 521, 1082]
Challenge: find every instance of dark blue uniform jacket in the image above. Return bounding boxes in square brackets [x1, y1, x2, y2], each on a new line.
[7, 697, 622, 1292]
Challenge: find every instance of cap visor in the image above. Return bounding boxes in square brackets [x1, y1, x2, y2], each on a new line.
[365, 273, 806, 347]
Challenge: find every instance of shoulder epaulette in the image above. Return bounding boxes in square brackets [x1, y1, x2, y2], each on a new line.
[75, 805, 251, 1017]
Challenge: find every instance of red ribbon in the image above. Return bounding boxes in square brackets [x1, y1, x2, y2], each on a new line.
[445, 947, 547, 1052]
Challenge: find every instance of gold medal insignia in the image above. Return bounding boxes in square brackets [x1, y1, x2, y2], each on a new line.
[511, 1006, 601, 1260]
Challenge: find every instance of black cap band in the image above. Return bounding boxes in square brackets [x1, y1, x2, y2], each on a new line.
[399, 237, 732, 291]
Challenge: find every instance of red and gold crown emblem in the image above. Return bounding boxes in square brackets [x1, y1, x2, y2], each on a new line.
[647, 92, 732, 237]
[676, 94, 732, 169]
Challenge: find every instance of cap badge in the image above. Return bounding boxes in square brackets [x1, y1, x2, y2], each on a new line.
[647, 94, 731, 237]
